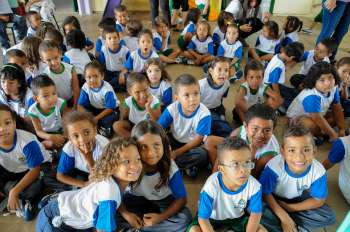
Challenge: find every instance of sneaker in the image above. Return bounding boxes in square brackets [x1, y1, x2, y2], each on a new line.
[185, 166, 198, 178]
[186, 59, 195, 65]
[175, 56, 183, 64]
[18, 200, 36, 221]
[38, 192, 58, 210]
[301, 28, 313, 34]
[98, 127, 112, 138]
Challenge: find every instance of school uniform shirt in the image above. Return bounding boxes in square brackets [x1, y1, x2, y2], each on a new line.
[28, 97, 66, 133]
[63, 48, 91, 75]
[130, 160, 186, 201]
[26, 26, 37, 37]
[263, 54, 286, 84]
[237, 126, 279, 160]
[78, 81, 118, 110]
[0, 89, 33, 118]
[199, 77, 230, 109]
[149, 80, 172, 107]
[217, 39, 243, 60]
[255, 34, 280, 54]
[286, 86, 340, 118]
[124, 49, 159, 72]
[0, 129, 50, 173]
[57, 176, 121, 230]
[327, 136, 350, 203]
[124, 95, 160, 124]
[122, 36, 138, 52]
[212, 26, 225, 45]
[115, 20, 125, 33]
[153, 31, 171, 52]
[180, 21, 196, 36]
[57, 134, 108, 174]
[187, 36, 214, 55]
[27, 62, 47, 80]
[198, 172, 262, 220]
[95, 36, 105, 54]
[299, 50, 330, 75]
[158, 101, 211, 144]
[240, 82, 269, 108]
[260, 155, 328, 200]
[280, 31, 299, 48]
[44, 62, 74, 101]
[98, 45, 130, 72]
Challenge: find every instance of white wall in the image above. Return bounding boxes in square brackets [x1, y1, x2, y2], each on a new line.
[273, 0, 314, 15]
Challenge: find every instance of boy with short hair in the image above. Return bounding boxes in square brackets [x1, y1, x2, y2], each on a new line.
[260, 126, 336, 232]
[187, 137, 266, 232]
[39, 40, 80, 108]
[114, 5, 128, 38]
[98, 26, 130, 92]
[158, 74, 211, 178]
[26, 11, 41, 37]
[28, 74, 66, 149]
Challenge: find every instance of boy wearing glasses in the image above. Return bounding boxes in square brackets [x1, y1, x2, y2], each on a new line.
[259, 126, 336, 232]
[187, 137, 267, 232]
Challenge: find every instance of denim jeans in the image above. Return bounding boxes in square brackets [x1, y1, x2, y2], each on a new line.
[0, 14, 27, 49]
[316, 1, 350, 58]
[149, 0, 171, 26]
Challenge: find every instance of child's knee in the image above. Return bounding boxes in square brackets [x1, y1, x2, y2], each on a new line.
[188, 225, 202, 232]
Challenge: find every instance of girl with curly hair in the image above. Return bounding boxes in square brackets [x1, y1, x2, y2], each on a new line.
[36, 137, 142, 231]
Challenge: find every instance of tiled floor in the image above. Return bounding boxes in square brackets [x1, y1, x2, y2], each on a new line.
[0, 2, 350, 231]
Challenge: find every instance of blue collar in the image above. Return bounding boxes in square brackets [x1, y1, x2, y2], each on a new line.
[90, 81, 104, 92]
[108, 45, 122, 54]
[218, 172, 248, 195]
[284, 162, 312, 178]
[0, 131, 17, 152]
[138, 48, 153, 60]
[207, 77, 225, 90]
[226, 39, 238, 45]
[178, 102, 200, 118]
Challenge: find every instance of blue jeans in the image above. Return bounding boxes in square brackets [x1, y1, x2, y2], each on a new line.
[0, 14, 27, 49]
[316, 1, 350, 58]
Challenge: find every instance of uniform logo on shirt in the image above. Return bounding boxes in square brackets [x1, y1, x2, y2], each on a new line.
[297, 183, 309, 194]
[18, 156, 26, 162]
[233, 199, 246, 209]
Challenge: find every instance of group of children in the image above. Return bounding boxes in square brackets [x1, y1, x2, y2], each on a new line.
[0, 3, 350, 232]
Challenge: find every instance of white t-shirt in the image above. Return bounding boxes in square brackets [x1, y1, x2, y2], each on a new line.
[263, 55, 286, 84]
[99, 45, 130, 72]
[181, 21, 196, 36]
[199, 77, 230, 109]
[198, 172, 262, 220]
[124, 95, 160, 124]
[256, 34, 280, 54]
[28, 97, 65, 133]
[217, 39, 243, 60]
[0, 89, 33, 118]
[187, 36, 214, 55]
[153, 31, 171, 52]
[149, 80, 172, 107]
[63, 48, 91, 75]
[124, 49, 159, 72]
[240, 82, 269, 107]
[299, 50, 330, 75]
[123, 36, 138, 52]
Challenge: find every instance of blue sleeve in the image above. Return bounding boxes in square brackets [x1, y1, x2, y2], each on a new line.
[267, 68, 283, 84]
[255, 37, 261, 47]
[115, 24, 123, 33]
[27, 97, 35, 108]
[157, 108, 173, 128]
[125, 51, 130, 61]
[98, 51, 106, 65]
[77, 90, 90, 108]
[196, 115, 211, 136]
[85, 38, 94, 47]
[124, 55, 134, 71]
[187, 40, 196, 50]
[62, 55, 70, 64]
[302, 51, 309, 62]
[188, 24, 195, 33]
[213, 33, 220, 45]
[328, 138, 345, 163]
[57, 151, 75, 174]
[275, 43, 281, 54]
[281, 37, 293, 48]
[96, 38, 102, 52]
[247, 188, 262, 213]
[169, 170, 187, 198]
[217, 45, 225, 57]
[259, 166, 278, 195]
[198, 191, 214, 219]
[310, 174, 328, 199]
[332, 88, 340, 104]
[208, 42, 214, 55]
[302, 95, 321, 113]
[23, 141, 44, 168]
[234, 46, 243, 60]
[104, 91, 117, 109]
[153, 37, 162, 51]
[93, 200, 117, 232]
[162, 87, 172, 107]
[26, 76, 33, 87]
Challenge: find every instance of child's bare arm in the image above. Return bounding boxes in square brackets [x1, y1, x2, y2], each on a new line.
[95, 108, 114, 122]
[235, 87, 248, 121]
[309, 113, 337, 140]
[277, 197, 325, 212]
[184, 32, 193, 43]
[30, 117, 65, 145]
[322, 158, 335, 170]
[120, 103, 130, 120]
[56, 172, 88, 188]
[198, 218, 215, 232]
[174, 135, 203, 157]
[118, 203, 143, 229]
[71, 69, 80, 107]
[332, 103, 345, 136]
[246, 213, 262, 232]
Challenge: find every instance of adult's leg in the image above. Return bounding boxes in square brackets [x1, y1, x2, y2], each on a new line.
[12, 14, 27, 42]
[149, 0, 160, 26]
[0, 20, 10, 49]
[316, 1, 346, 44]
[160, 0, 171, 26]
[331, 3, 350, 58]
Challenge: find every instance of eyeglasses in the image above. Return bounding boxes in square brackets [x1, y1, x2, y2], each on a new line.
[220, 161, 255, 171]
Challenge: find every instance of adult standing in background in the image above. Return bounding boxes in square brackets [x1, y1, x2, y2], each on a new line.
[150, 0, 171, 26]
[316, 0, 350, 60]
[171, 0, 189, 28]
[0, 0, 27, 50]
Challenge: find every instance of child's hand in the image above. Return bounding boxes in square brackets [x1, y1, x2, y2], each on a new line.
[51, 135, 65, 147]
[143, 213, 163, 227]
[8, 189, 20, 211]
[280, 213, 297, 232]
[338, 129, 346, 137]
[119, 73, 126, 85]
[161, 31, 168, 39]
[123, 212, 143, 229]
[145, 93, 153, 109]
[329, 131, 338, 142]
[240, 24, 252, 33]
